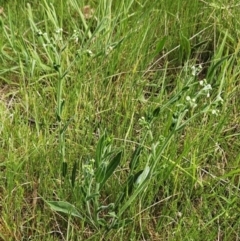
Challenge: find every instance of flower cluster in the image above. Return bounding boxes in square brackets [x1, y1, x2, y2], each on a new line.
[199, 79, 212, 98]
[191, 64, 202, 76]
[186, 96, 197, 108]
[184, 64, 224, 116]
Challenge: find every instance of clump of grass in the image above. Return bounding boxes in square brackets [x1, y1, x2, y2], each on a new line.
[0, 0, 239, 240]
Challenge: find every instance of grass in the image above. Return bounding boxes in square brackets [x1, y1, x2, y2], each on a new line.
[0, 0, 240, 240]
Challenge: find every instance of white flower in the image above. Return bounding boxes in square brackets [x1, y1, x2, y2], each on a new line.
[211, 109, 219, 115]
[191, 64, 202, 76]
[86, 49, 93, 56]
[203, 84, 212, 91]
[186, 96, 197, 108]
[216, 95, 223, 103]
[37, 30, 43, 36]
[55, 28, 63, 34]
[191, 66, 197, 76]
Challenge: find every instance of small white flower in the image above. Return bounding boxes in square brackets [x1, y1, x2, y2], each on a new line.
[90, 158, 95, 164]
[86, 49, 93, 56]
[55, 28, 63, 34]
[191, 64, 202, 76]
[203, 84, 212, 91]
[211, 109, 219, 115]
[186, 96, 197, 108]
[37, 30, 43, 36]
[192, 103, 197, 108]
[191, 66, 197, 76]
[216, 95, 223, 103]
[177, 211, 183, 218]
[200, 79, 207, 86]
[206, 84, 212, 90]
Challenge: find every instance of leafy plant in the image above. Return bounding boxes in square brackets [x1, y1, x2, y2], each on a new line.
[1, 0, 239, 240]
[46, 62, 221, 230]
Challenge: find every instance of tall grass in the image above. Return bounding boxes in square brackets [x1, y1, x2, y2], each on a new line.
[0, 0, 239, 240]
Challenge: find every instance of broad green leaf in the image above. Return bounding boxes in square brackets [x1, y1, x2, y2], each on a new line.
[135, 166, 150, 186]
[100, 151, 122, 189]
[47, 201, 82, 218]
[129, 146, 143, 171]
[126, 170, 145, 195]
[95, 162, 107, 183]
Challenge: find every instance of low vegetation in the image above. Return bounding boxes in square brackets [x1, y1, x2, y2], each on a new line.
[0, 0, 239, 240]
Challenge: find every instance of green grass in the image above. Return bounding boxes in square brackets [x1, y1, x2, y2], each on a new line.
[0, 0, 240, 240]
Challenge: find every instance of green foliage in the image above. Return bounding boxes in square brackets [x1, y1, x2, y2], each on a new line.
[47, 201, 82, 218]
[0, 0, 240, 240]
